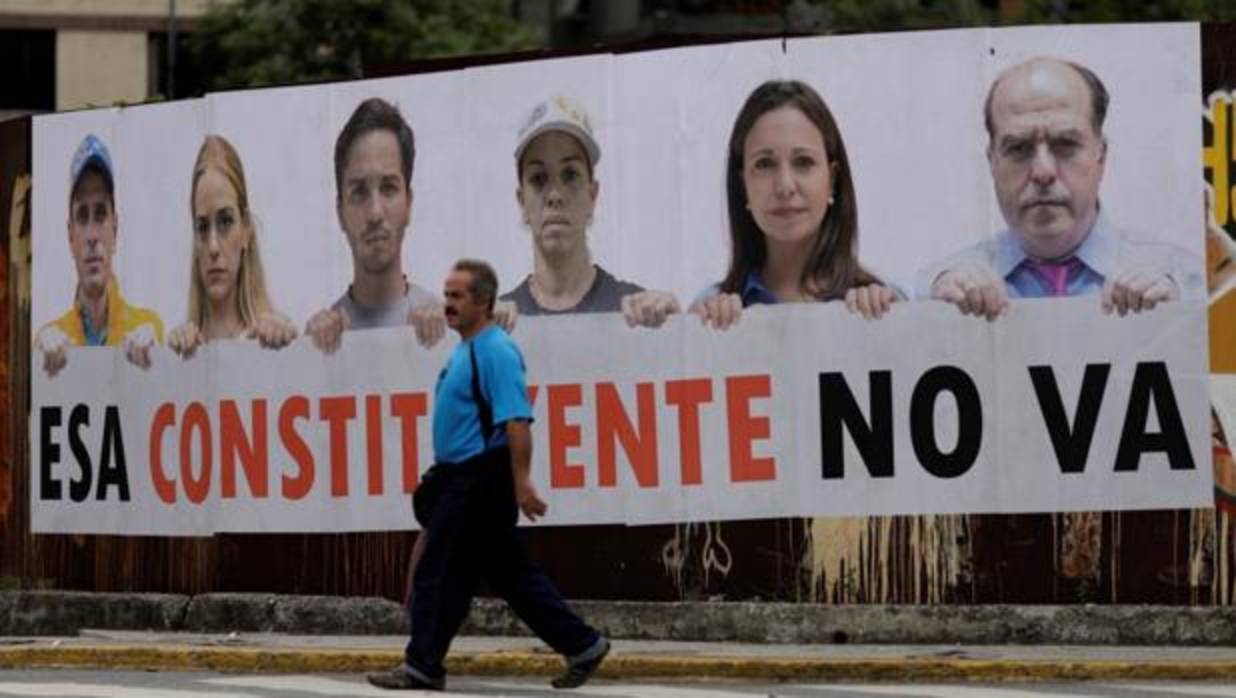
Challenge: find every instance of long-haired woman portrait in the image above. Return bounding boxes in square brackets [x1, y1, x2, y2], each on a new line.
[692, 79, 900, 328]
[169, 135, 297, 355]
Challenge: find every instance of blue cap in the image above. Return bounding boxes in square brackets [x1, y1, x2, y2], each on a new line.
[69, 134, 114, 197]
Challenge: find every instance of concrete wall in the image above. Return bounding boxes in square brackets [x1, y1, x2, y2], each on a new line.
[0, 0, 217, 111]
[55, 30, 147, 111]
[0, 0, 213, 19]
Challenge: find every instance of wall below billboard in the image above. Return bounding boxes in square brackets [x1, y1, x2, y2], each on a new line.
[3, 22, 1235, 605]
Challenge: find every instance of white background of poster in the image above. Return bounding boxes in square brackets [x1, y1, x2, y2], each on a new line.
[33, 24, 1201, 332]
[29, 24, 1209, 535]
[29, 301, 1211, 535]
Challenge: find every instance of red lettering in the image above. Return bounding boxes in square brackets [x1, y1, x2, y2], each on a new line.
[365, 395, 383, 495]
[726, 375, 775, 482]
[179, 402, 212, 504]
[279, 396, 313, 500]
[391, 393, 427, 493]
[597, 382, 659, 488]
[666, 378, 712, 486]
[149, 402, 177, 503]
[547, 384, 584, 488]
[220, 399, 268, 499]
[319, 396, 356, 497]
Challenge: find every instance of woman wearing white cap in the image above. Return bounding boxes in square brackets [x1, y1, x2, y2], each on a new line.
[501, 96, 680, 326]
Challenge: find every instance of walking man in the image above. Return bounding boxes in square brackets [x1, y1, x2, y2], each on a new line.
[368, 258, 609, 691]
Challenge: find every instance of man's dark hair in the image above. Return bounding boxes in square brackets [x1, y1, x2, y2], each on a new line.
[983, 58, 1109, 141]
[454, 258, 498, 314]
[333, 97, 415, 200]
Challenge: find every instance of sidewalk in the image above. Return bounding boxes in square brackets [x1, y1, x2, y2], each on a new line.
[4, 591, 1236, 681]
[3, 630, 1236, 682]
[7, 591, 1236, 644]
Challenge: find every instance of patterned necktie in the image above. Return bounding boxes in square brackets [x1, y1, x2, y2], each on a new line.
[1025, 257, 1081, 297]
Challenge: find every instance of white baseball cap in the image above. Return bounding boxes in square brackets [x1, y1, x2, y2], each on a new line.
[514, 95, 601, 168]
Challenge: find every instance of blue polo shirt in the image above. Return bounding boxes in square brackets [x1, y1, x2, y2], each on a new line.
[432, 324, 534, 464]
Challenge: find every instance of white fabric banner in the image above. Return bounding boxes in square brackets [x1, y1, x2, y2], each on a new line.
[31, 299, 1211, 535]
[29, 23, 1211, 534]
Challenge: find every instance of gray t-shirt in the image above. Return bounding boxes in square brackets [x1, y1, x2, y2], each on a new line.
[500, 265, 643, 316]
[332, 279, 437, 330]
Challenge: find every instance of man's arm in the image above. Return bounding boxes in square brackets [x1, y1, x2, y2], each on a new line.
[1100, 239, 1202, 315]
[620, 289, 680, 328]
[930, 261, 1009, 321]
[915, 242, 1009, 321]
[305, 306, 349, 354]
[1100, 268, 1178, 315]
[34, 322, 70, 377]
[506, 419, 546, 521]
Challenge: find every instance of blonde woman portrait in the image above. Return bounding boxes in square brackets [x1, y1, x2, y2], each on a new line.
[169, 135, 297, 356]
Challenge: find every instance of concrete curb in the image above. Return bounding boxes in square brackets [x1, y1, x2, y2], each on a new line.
[6, 591, 1236, 645]
[3, 643, 1236, 681]
[0, 592, 187, 635]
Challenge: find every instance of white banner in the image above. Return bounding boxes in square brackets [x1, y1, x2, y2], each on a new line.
[31, 299, 1211, 535]
[30, 23, 1211, 534]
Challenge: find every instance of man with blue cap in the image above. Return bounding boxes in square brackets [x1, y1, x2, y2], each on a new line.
[35, 134, 163, 377]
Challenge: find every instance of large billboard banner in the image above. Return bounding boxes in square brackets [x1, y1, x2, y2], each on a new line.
[29, 24, 1210, 535]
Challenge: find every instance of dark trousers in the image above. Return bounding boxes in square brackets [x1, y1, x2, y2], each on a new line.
[405, 447, 599, 680]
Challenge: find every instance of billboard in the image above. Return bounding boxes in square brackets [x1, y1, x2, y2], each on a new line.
[29, 23, 1210, 535]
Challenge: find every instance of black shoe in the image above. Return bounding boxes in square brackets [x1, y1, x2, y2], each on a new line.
[552, 637, 610, 689]
[366, 663, 444, 691]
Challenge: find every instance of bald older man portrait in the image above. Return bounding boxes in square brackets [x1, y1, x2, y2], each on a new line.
[917, 56, 1202, 319]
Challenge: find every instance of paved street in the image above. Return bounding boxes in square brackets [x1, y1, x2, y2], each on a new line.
[4, 671, 1236, 697]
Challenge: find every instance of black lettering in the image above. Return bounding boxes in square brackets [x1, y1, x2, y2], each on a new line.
[67, 404, 92, 503]
[97, 406, 130, 501]
[910, 366, 982, 479]
[1029, 364, 1110, 473]
[39, 406, 62, 500]
[1114, 362, 1195, 472]
[819, 371, 893, 479]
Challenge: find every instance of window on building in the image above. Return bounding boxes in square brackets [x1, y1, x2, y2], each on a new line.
[0, 30, 54, 112]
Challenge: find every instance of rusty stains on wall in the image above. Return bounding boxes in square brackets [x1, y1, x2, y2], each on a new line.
[805, 515, 970, 604]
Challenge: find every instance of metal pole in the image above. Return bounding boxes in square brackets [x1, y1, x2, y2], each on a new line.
[167, 0, 177, 98]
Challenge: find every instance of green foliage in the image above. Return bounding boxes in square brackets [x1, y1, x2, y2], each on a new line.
[1020, 0, 1236, 23]
[818, 0, 1236, 32]
[826, 0, 997, 32]
[189, 0, 543, 91]
[188, 0, 1236, 92]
